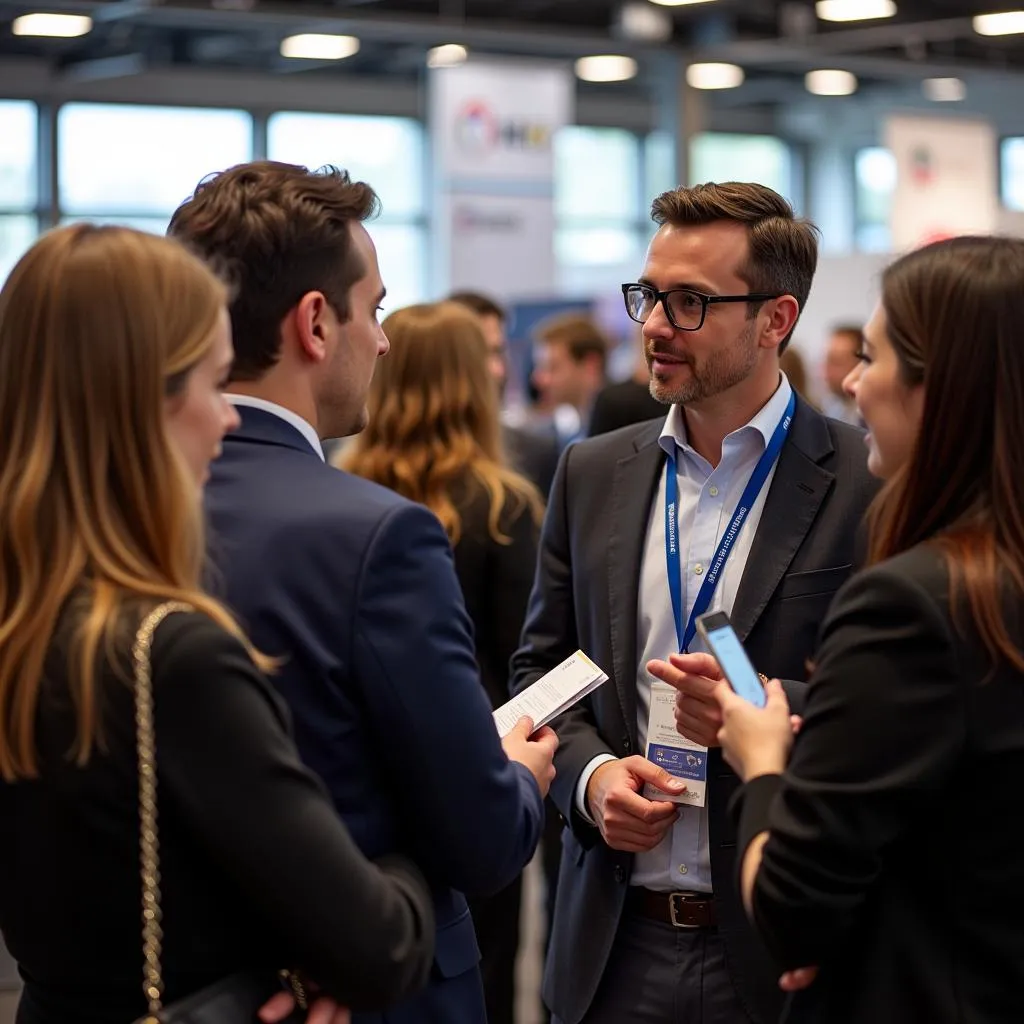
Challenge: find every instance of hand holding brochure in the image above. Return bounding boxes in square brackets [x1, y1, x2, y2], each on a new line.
[493, 651, 609, 738]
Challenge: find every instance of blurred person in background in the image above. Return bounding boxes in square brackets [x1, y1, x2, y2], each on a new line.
[343, 300, 545, 1024]
[532, 312, 609, 446]
[0, 225, 435, 1024]
[588, 326, 665, 438]
[661, 235, 1024, 1023]
[819, 324, 862, 424]
[449, 290, 559, 496]
[779, 346, 815, 407]
[170, 161, 556, 1024]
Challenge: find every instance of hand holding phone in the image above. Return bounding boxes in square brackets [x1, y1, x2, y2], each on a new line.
[695, 611, 766, 708]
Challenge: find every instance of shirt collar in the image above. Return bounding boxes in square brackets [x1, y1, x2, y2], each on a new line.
[658, 372, 794, 459]
[227, 395, 326, 462]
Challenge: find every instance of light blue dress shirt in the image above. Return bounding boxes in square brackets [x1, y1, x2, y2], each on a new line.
[575, 375, 793, 893]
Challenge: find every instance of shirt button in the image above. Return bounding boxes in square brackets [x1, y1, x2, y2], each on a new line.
[679, 864, 689, 876]
[694, 564, 703, 576]
[614, 865, 626, 884]
[709, 485, 719, 497]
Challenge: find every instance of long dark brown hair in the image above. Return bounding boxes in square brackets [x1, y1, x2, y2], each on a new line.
[868, 235, 1024, 672]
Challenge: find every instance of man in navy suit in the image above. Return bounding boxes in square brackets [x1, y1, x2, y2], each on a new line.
[169, 160, 557, 1024]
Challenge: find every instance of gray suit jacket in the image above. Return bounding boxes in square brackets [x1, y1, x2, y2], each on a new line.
[510, 396, 879, 1024]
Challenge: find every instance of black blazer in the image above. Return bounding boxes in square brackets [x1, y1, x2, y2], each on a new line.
[502, 423, 560, 498]
[734, 545, 1024, 1024]
[509, 397, 878, 1024]
[205, 408, 545, 1024]
[0, 612, 434, 1024]
[450, 485, 539, 710]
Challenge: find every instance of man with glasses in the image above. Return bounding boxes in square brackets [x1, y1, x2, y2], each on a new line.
[511, 182, 877, 1024]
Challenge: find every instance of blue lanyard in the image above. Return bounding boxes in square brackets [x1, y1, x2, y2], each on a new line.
[664, 391, 795, 652]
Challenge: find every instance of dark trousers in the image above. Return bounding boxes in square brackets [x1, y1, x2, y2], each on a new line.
[468, 876, 522, 1024]
[557, 904, 753, 1024]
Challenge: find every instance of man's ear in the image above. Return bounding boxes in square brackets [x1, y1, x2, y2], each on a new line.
[290, 291, 332, 365]
[759, 295, 800, 351]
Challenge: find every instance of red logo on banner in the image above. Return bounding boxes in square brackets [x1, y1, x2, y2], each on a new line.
[910, 145, 934, 187]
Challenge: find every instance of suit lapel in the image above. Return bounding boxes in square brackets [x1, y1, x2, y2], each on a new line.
[606, 425, 664, 744]
[731, 398, 836, 641]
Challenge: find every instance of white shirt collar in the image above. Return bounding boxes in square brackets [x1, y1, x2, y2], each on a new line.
[658, 372, 794, 459]
[227, 395, 325, 462]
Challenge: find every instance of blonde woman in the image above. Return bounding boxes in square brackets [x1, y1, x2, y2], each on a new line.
[0, 225, 434, 1024]
[342, 300, 544, 1024]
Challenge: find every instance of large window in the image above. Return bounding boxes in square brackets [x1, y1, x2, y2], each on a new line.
[58, 103, 254, 230]
[689, 133, 795, 205]
[554, 125, 650, 299]
[0, 100, 39, 283]
[1001, 137, 1024, 212]
[854, 146, 897, 252]
[267, 112, 427, 311]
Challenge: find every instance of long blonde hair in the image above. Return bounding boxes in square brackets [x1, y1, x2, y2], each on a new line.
[342, 301, 543, 545]
[0, 224, 258, 780]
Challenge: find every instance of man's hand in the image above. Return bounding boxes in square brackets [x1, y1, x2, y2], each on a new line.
[501, 716, 558, 798]
[647, 653, 725, 747]
[779, 967, 819, 992]
[259, 990, 350, 1024]
[585, 756, 686, 853]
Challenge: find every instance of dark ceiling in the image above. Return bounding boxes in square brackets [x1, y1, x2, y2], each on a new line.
[1, 1, 1023, 86]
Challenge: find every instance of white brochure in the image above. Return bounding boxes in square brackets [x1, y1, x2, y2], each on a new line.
[493, 651, 609, 738]
[643, 681, 708, 808]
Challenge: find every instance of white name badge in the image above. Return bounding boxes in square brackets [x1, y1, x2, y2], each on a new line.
[643, 681, 708, 808]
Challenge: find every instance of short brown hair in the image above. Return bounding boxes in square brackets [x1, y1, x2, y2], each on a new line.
[830, 324, 864, 349]
[651, 182, 819, 353]
[536, 312, 608, 370]
[448, 290, 506, 323]
[168, 160, 379, 382]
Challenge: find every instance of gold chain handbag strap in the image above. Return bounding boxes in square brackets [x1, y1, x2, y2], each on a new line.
[132, 601, 193, 1024]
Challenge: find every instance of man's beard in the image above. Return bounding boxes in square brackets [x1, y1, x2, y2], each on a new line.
[646, 320, 759, 406]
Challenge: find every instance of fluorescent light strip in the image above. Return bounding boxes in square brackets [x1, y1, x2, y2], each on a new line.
[816, 0, 896, 22]
[280, 33, 360, 60]
[575, 55, 638, 83]
[12, 13, 93, 38]
[806, 68, 858, 95]
[974, 11, 1024, 36]
[686, 62, 744, 90]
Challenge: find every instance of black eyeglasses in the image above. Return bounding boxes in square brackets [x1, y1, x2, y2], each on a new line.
[621, 283, 782, 332]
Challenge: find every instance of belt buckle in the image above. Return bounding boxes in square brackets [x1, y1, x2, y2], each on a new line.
[668, 892, 703, 929]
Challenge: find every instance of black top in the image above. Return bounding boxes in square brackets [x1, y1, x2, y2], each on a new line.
[733, 545, 1024, 1024]
[502, 423, 560, 498]
[587, 379, 664, 438]
[451, 482, 539, 710]
[0, 611, 435, 1024]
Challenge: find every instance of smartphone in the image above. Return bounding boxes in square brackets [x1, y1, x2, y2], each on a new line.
[695, 610, 766, 708]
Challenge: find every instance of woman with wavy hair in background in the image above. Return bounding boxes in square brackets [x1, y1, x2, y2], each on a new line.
[342, 299, 544, 1024]
[653, 235, 1024, 1023]
[0, 224, 434, 1024]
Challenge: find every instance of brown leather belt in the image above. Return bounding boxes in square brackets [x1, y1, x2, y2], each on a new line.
[629, 887, 717, 929]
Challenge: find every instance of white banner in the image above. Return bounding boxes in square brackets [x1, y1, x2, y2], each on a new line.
[430, 59, 573, 299]
[884, 115, 998, 251]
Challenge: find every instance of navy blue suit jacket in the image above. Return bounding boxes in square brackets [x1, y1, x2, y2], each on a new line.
[204, 408, 545, 1024]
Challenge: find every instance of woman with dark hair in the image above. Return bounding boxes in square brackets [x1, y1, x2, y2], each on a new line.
[651, 236, 1024, 1022]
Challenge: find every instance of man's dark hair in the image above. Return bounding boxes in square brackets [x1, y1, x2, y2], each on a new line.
[448, 290, 506, 323]
[830, 323, 864, 350]
[168, 160, 379, 382]
[651, 182, 819, 354]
